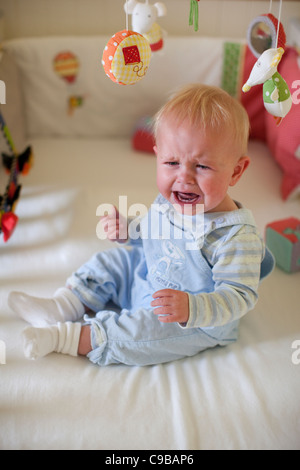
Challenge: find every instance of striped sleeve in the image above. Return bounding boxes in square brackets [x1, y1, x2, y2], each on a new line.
[184, 226, 264, 329]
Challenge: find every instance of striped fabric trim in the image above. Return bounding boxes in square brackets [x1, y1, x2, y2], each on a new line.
[221, 42, 246, 100]
[186, 226, 263, 329]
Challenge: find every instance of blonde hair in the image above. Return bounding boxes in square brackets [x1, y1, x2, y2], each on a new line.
[154, 84, 250, 156]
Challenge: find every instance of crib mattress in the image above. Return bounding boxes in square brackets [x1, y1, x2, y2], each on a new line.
[0, 138, 299, 450]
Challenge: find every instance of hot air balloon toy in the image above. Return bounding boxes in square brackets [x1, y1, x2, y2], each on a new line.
[53, 51, 84, 115]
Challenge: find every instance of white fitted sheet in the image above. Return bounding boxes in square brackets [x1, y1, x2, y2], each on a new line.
[0, 138, 300, 450]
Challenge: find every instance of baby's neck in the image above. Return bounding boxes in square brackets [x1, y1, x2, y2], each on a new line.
[206, 195, 239, 214]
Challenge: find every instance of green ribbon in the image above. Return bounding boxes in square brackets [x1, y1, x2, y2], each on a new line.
[189, 0, 199, 32]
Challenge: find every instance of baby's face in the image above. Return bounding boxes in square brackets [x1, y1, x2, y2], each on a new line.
[154, 118, 249, 214]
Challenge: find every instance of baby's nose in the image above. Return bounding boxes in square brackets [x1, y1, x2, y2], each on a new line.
[177, 166, 195, 184]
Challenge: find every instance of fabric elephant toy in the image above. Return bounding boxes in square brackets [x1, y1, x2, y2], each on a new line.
[124, 0, 167, 52]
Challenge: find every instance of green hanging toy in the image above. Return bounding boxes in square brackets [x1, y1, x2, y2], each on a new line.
[189, 0, 201, 32]
[0, 107, 33, 242]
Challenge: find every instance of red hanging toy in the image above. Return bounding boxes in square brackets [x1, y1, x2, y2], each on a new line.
[0, 108, 33, 242]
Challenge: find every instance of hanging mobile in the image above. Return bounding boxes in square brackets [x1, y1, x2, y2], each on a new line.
[124, 0, 167, 53]
[242, 0, 292, 126]
[189, 0, 201, 32]
[0, 108, 33, 242]
[246, 0, 287, 58]
[102, 0, 152, 85]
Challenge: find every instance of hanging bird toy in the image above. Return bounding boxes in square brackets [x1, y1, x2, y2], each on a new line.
[0, 108, 33, 242]
[242, 0, 292, 126]
[242, 47, 292, 125]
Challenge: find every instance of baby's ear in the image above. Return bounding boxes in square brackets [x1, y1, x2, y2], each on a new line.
[153, 145, 158, 155]
[229, 156, 250, 187]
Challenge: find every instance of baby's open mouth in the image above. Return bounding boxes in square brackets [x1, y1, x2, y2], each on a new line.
[174, 192, 201, 204]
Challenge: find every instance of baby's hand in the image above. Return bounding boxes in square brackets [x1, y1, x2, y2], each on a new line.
[100, 206, 128, 243]
[151, 289, 189, 324]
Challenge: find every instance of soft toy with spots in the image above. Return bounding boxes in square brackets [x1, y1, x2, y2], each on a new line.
[102, 30, 152, 85]
[242, 47, 292, 126]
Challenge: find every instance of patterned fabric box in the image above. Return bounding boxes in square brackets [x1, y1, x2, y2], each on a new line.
[266, 217, 300, 273]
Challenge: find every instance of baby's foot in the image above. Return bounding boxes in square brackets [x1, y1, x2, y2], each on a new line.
[9, 288, 85, 327]
[22, 322, 82, 360]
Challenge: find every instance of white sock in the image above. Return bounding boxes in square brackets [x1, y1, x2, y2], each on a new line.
[22, 322, 82, 360]
[8, 288, 85, 327]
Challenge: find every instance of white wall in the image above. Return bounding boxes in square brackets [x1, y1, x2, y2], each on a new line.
[0, 0, 299, 41]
